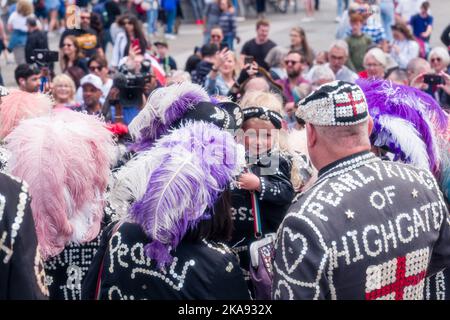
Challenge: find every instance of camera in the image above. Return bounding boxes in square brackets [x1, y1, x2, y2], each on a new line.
[423, 74, 444, 85]
[31, 49, 59, 67]
[244, 56, 254, 65]
[113, 59, 153, 107]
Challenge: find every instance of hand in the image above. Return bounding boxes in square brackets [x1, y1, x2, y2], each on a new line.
[109, 87, 120, 101]
[237, 173, 261, 191]
[410, 72, 428, 91]
[391, 44, 400, 54]
[42, 81, 52, 95]
[437, 72, 450, 95]
[214, 48, 231, 69]
[247, 61, 259, 78]
[420, 32, 427, 38]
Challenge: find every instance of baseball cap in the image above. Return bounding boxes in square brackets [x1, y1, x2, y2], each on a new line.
[80, 74, 103, 91]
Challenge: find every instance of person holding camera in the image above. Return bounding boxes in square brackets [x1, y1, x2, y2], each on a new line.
[191, 43, 219, 86]
[25, 16, 48, 65]
[205, 48, 237, 96]
[15, 63, 41, 93]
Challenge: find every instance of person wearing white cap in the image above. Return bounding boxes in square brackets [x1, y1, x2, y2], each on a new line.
[75, 74, 104, 116]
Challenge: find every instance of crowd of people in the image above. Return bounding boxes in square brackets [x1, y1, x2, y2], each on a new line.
[0, 0, 449, 301]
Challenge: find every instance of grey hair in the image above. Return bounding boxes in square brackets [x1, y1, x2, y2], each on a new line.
[310, 65, 336, 84]
[428, 46, 450, 67]
[265, 46, 289, 68]
[329, 40, 349, 56]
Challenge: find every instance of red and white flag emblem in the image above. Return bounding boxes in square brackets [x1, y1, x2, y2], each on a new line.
[365, 248, 429, 300]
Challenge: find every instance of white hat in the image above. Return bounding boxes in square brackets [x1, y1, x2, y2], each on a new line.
[80, 74, 103, 91]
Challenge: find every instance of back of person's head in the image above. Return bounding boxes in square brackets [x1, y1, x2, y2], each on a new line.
[265, 46, 289, 69]
[391, 22, 414, 40]
[166, 70, 192, 86]
[309, 64, 336, 86]
[201, 43, 219, 58]
[17, 0, 34, 16]
[406, 57, 431, 80]
[14, 63, 40, 85]
[26, 16, 38, 28]
[386, 68, 409, 85]
[329, 39, 349, 56]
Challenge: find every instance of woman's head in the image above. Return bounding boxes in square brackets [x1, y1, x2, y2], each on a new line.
[17, 0, 34, 16]
[364, 48, 387, 79]
[220, 51, 237, 77]
[62, 35, 81, 59]
[290, 27, 306, 48]
[428, 47, 450, 74]
[119, 14, 137, 34]
[392, 22, 414, 41]
[52, 74, 76, 104]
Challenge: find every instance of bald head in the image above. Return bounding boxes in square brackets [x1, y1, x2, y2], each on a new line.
[244, 77, 270, 93]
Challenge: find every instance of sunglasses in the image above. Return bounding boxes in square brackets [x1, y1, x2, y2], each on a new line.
[284, 60, 302, 65]
[431, 57, 442, 62]
[89, 65, 103, 72]
[211, 34, 222, 39]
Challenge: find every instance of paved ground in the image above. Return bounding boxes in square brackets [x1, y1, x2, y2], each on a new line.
[1, 0, 448, 86]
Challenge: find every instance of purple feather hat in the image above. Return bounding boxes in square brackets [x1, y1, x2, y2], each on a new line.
[357, 78, 448, 175]
[129, 121, 245, 268]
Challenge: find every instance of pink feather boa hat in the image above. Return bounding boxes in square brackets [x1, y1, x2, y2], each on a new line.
[0, 90, 53, 140]
[5, 109, 116, 259]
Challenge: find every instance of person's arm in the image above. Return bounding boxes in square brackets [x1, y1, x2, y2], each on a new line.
[396, 41, 420, 68]
[421, 19, 433, 39]
[272, 213, 330, 300]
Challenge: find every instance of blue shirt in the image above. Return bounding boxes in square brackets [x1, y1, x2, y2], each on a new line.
[410, 14, 433, 41]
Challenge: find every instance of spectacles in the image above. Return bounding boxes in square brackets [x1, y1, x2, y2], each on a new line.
[89, 65, 103, 72]
[431, 57, 442, 62]
[81, 16, 90, 20]
[284, 60, 302, 65]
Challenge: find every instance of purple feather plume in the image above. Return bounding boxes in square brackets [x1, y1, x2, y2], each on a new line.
[357, 78, 446, 175]
[129, 122, 243, 268]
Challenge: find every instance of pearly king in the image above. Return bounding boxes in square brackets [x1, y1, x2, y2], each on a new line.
[272, 81, 450, 300]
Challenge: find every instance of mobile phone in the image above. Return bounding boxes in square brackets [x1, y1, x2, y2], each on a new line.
[244, 56, 254, 65]
[423, 74, 444, 85]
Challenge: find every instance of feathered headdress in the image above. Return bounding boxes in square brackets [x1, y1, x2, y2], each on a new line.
[128, 82, 210, 151]
[5, 109, 116, 259]
[0, 90, 53, 140]
[128, 82, 243, 152]
[356, 79, 448, 176]
[111, 121, 245, 268]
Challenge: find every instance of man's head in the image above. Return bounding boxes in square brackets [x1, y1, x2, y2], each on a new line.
[387, 68, 409, 85]
[15, 64, 41, 93]
[80, 74, 103, 109]
[255, 19, 270, 43]
[406, 58, 431, 84]
[80, 9, 91, 30]
[154, 40, 169, 58]
[349, 13, 364, 36]
[284, 51, 305, 79]
[209, 26, 224, 47]
[296, 81, 373, 171]
[200, 43, 219, 62]
[420, 1, 430, 15]
[328, 40, 349, 74]
[88, 55, 109, 82]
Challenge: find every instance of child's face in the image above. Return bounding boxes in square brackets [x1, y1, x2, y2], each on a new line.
[241, 118, 276, 157]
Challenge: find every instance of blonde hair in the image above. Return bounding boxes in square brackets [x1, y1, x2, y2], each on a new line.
[17, 0, 34, 16]
[239, 91, 311, 191]
[52, 74, 76, 103]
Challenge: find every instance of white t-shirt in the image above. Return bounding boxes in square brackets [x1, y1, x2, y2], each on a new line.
[7, 12, 29, 32]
